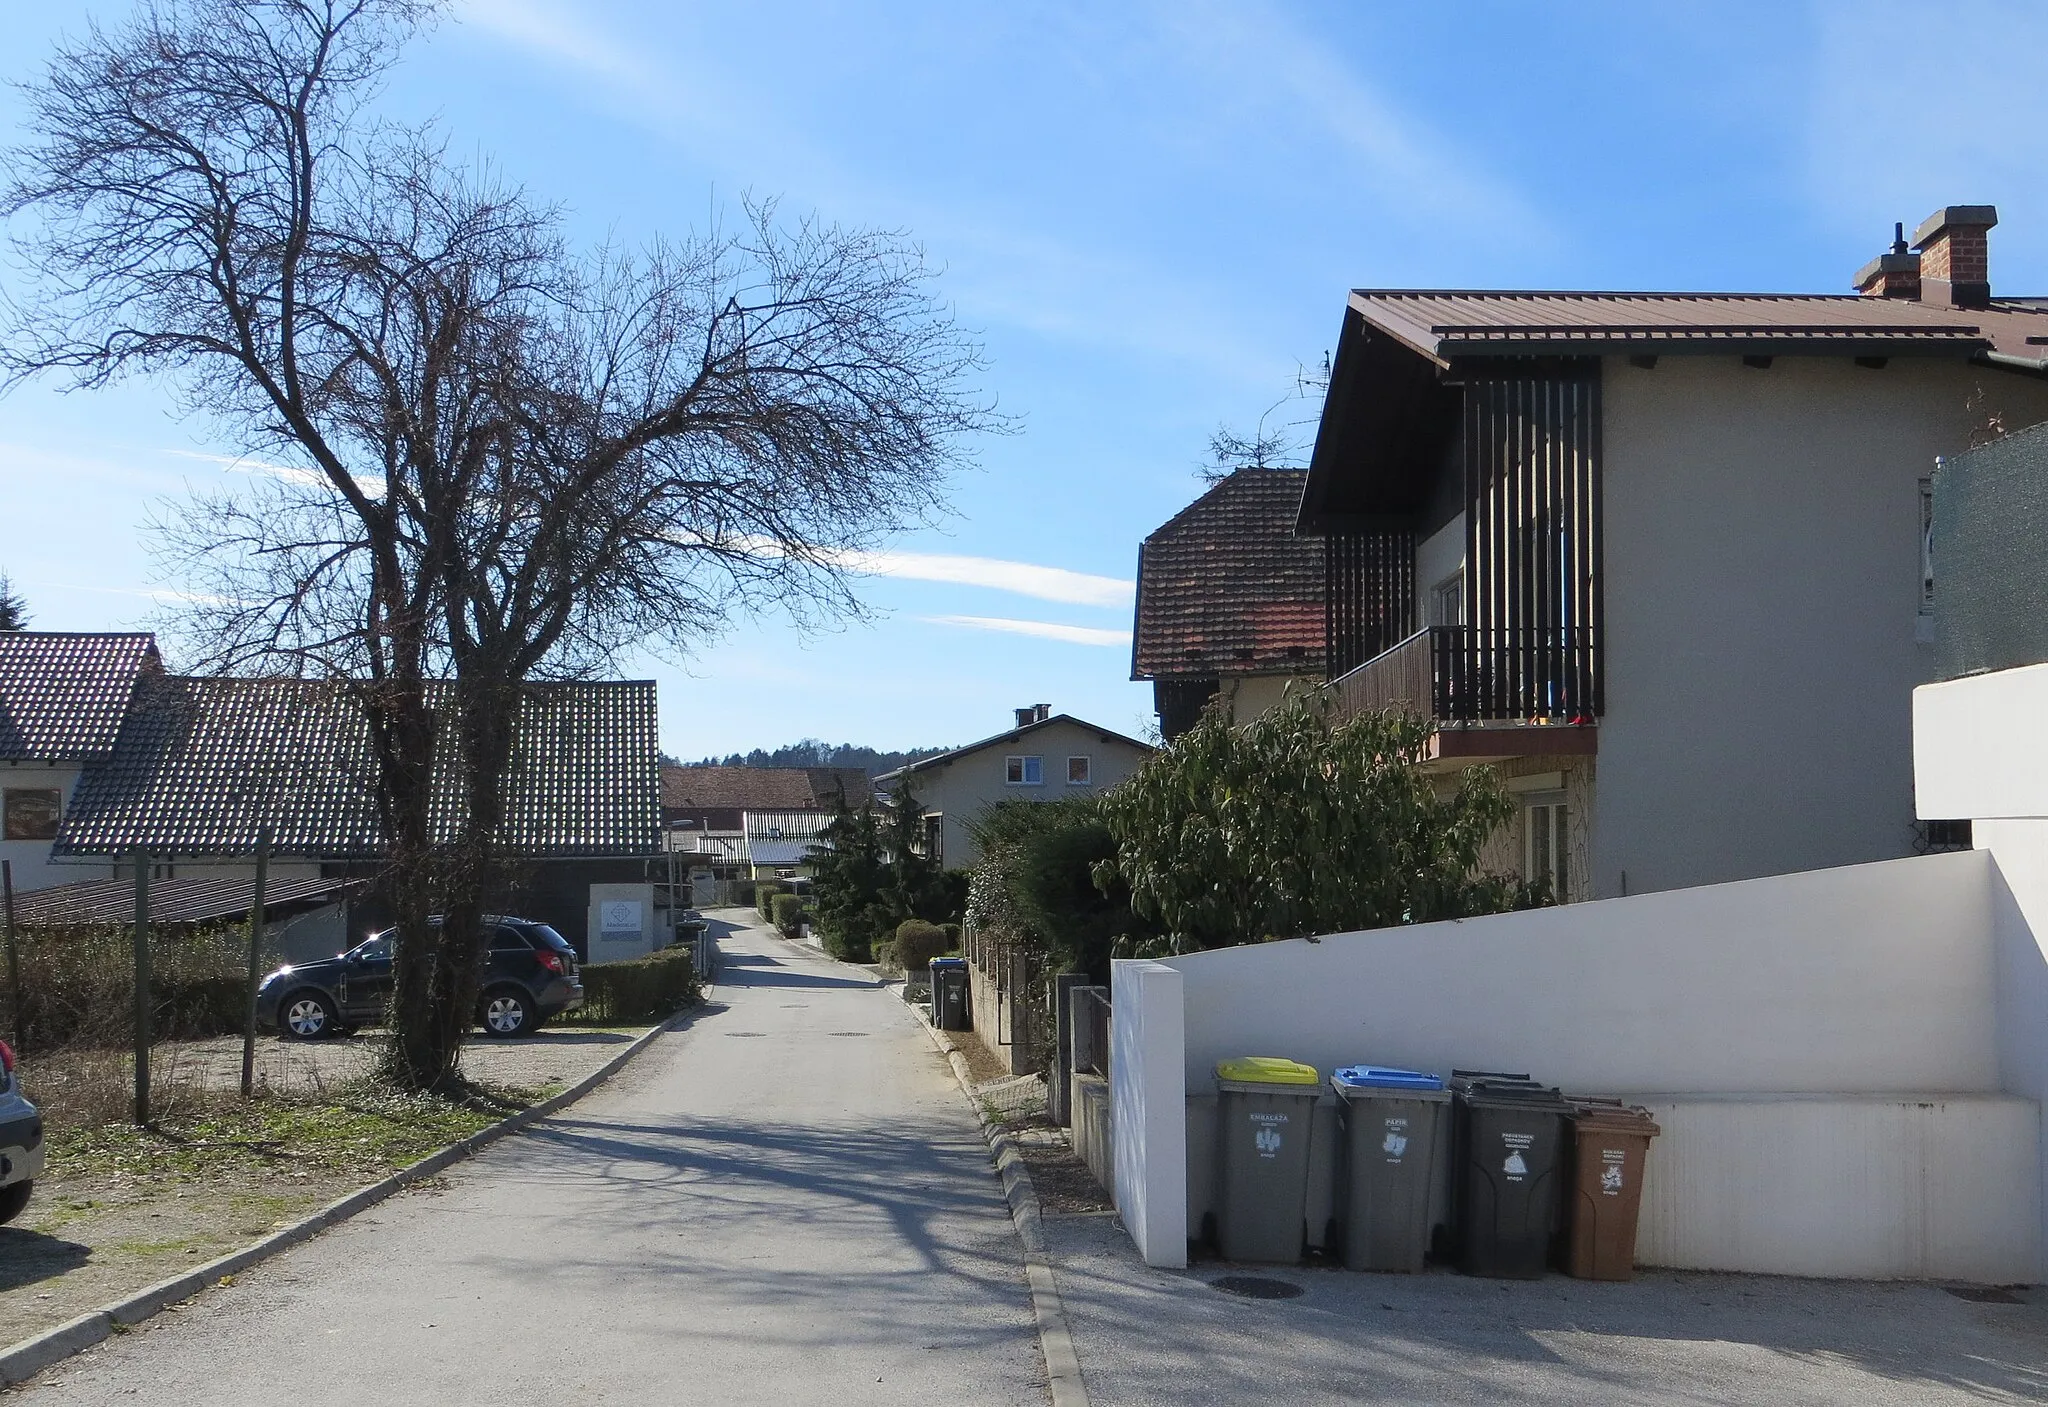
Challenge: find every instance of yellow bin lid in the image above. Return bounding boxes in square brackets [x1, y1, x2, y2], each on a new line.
[1216, 1056, 1320, 1086]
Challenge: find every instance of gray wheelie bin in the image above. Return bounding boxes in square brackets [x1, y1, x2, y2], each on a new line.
[1330, 1065, 1449, 1272]
[1213, 1057, 1321, 1264]
[1448, 1070, 1572, 1279]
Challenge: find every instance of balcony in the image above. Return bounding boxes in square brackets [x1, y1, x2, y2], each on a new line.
[1327, 626, 1599, 759]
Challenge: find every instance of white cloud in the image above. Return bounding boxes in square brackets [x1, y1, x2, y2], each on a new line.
[165, 449, 386, 497]
[827, 548, 1131, 608]
[923, 614, 1131, 647]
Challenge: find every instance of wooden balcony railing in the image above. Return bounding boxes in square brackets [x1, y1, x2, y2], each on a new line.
[1328, 626, 1600, 726]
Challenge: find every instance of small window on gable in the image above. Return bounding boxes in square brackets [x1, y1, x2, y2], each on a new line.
[3, 788, 61, 841]
[1067, 756, 1091, 785]
[1006, 755, 1043, 786]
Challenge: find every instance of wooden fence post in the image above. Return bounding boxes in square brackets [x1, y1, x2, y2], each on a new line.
[240, 828, 271, 1098]
[132, 850, 151, 1127]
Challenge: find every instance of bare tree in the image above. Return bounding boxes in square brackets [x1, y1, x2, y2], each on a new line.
[2, 0, 993, 1089]
[1199, 353, 1331, 482]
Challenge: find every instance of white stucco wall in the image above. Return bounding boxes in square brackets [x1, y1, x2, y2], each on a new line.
[1164, 849, 1998, 1096]
[897, 718, 1152, 870]
[1110, 959, 1186, 1269]
[1593, 355, 2048, 898]
[0, 762, 83, 893]
[1217, 673, 1315, 725]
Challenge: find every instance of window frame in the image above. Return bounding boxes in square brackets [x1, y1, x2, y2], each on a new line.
[1523, 793, 1569, 902]
[1919, 476, 1936, 618]
[2, 787, 62, 842]
[1005, 754, 1044, 786]
[1066, 755, 1092, 786]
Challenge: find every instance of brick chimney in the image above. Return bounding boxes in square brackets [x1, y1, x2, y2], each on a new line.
[1853, 222, 1920, 299]
[1911, 205, 1997, 308]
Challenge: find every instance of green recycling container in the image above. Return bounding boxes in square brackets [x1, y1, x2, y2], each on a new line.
[1213, 1057, 1321, 1264]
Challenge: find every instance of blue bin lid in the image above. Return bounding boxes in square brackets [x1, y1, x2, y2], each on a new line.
[1332, 1064, 1444, 1091]
[928, 956, 967, 969]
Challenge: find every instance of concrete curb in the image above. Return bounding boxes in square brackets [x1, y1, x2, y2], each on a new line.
[0, 1009, 697, 1388]
[916, 1011, 1089, 1407]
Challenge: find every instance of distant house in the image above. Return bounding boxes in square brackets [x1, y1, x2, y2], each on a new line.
[741, 809, 834, 881]
[1133, 468, 1326, 739]
[1, 631, 664, 957]
[875, 705, 1154, 870]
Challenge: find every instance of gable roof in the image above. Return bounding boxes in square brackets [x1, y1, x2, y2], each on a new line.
[742, 809, 833, 867]
[56, 674, 659, 860]
[1133, 469, 1324, 681]
[10, 871, 368, 927]
[875, 713, 1153, 783]
[0, 632, 159, 761]
[1347, 288, 2048, 367]
[660, 765, 871, 813]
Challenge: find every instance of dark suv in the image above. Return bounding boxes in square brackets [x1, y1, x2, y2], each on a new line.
[256, 916, 583, 1041]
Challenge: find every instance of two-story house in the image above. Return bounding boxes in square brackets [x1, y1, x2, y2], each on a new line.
[875, 705, 1154, 870]
[1205, 205, 2048, 902]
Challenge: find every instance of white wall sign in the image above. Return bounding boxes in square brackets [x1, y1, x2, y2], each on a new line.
[600, 900, 643, 935]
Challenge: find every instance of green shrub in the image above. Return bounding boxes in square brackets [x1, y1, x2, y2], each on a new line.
[771, 892, 806, 940]
[756, 882, 782, 920]
[872, 939, 897, 970]
[573, 948, 702, 1025]
[892, 919, 951, 973]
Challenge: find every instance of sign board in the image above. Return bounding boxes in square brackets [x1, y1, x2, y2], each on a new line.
[599, 900, 643, 935]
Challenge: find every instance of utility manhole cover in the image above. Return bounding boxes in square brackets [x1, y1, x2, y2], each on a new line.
[1948, 1285, 2026, 1304]
[724, 1031, 766, 1038]
[1208, 1275, 1304, 1301]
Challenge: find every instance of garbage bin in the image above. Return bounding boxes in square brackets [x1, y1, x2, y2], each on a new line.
[1213, 1057, 1321, 1264]
[1561, 1098, 1660, 1281]
[930, 957, 971, 1031]
[1330, 1065, 1449, 1273]
[1448, 1070, 1571, 1279]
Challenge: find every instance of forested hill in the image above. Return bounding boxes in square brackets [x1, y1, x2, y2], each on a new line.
[670, 739, 954, 776]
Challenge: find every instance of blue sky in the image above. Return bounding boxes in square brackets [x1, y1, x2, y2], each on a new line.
[5, 1, 2048, 757]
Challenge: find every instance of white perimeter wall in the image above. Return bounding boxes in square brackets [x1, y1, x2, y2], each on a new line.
[1165, 850, 1998, 1096]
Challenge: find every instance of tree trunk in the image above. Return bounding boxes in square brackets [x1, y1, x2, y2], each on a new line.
[425, 676, 518, 1085]
[369, 679, 450, 1091]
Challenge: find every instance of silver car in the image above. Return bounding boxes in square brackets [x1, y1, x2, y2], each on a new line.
[0, 1039, 43, 1225]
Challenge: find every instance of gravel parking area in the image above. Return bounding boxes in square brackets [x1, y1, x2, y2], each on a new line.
[158, 1026, 653, 1097]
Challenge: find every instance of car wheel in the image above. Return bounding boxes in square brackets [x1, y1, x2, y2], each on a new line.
[477, 987, 535, 1039]
[279, 990, 339, 1040]
[0, 1180, 31, 1226]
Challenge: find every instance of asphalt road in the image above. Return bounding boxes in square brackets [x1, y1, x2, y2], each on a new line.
[14, 912, 1046, 1405]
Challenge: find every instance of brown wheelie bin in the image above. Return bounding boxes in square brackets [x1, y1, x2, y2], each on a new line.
[1562, 1098, 1660, 1281]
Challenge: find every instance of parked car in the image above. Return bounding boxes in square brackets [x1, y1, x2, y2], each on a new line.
[256, 916, 583, 1041]
[0, 1039, 44, 1226]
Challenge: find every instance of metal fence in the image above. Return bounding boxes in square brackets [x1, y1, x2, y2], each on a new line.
[1932, 425, 2048, 681]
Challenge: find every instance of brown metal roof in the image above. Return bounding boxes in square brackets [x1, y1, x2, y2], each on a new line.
[659, 765, 870, 813]
[1349, 289, 2048, 365]
[1132, 469, 1325, 680]
[0, 632, 159, 761]
[9, 871, 368, 927]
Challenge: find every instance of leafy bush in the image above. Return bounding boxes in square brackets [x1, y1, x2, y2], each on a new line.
[892, 919, 951, 973]
[574, 949, 702, 1025]
[4, 924, 250, 1055]
[771, 892, 806, 940]
[755, 882, 782, 920]
[966, 797, 1144, 982]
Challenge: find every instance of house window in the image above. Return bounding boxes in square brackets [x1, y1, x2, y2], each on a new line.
[1919, 477, 1935, 617]
[3, 788, 60, 841]
[1005, 755, 1043, 786]
[922, 813, 943, 864]
[1067, 756, 1092, 786]
[1431, 570, 1465, 628]
[1525, 796, 1568, 901]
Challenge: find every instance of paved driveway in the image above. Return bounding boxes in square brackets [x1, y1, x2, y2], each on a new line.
[15, 912, 1045, 1405]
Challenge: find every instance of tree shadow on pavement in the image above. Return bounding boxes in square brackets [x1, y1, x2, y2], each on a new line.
[0, 1229, 92, 1292]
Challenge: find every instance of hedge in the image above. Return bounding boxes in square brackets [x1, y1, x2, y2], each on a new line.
[771, 892, 806, 940]
[756, 882, 782, 920]
[892, 919, 951, 973]
[574, 948, 702, 1025]
[4, 924, 247, 1055]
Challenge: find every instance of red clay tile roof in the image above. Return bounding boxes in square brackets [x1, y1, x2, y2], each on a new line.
[1349, 289, 2048, 365]
[0, 632, 159, 761]
[659, 765, 871, 813]
[1132, 470, 1325, 680]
